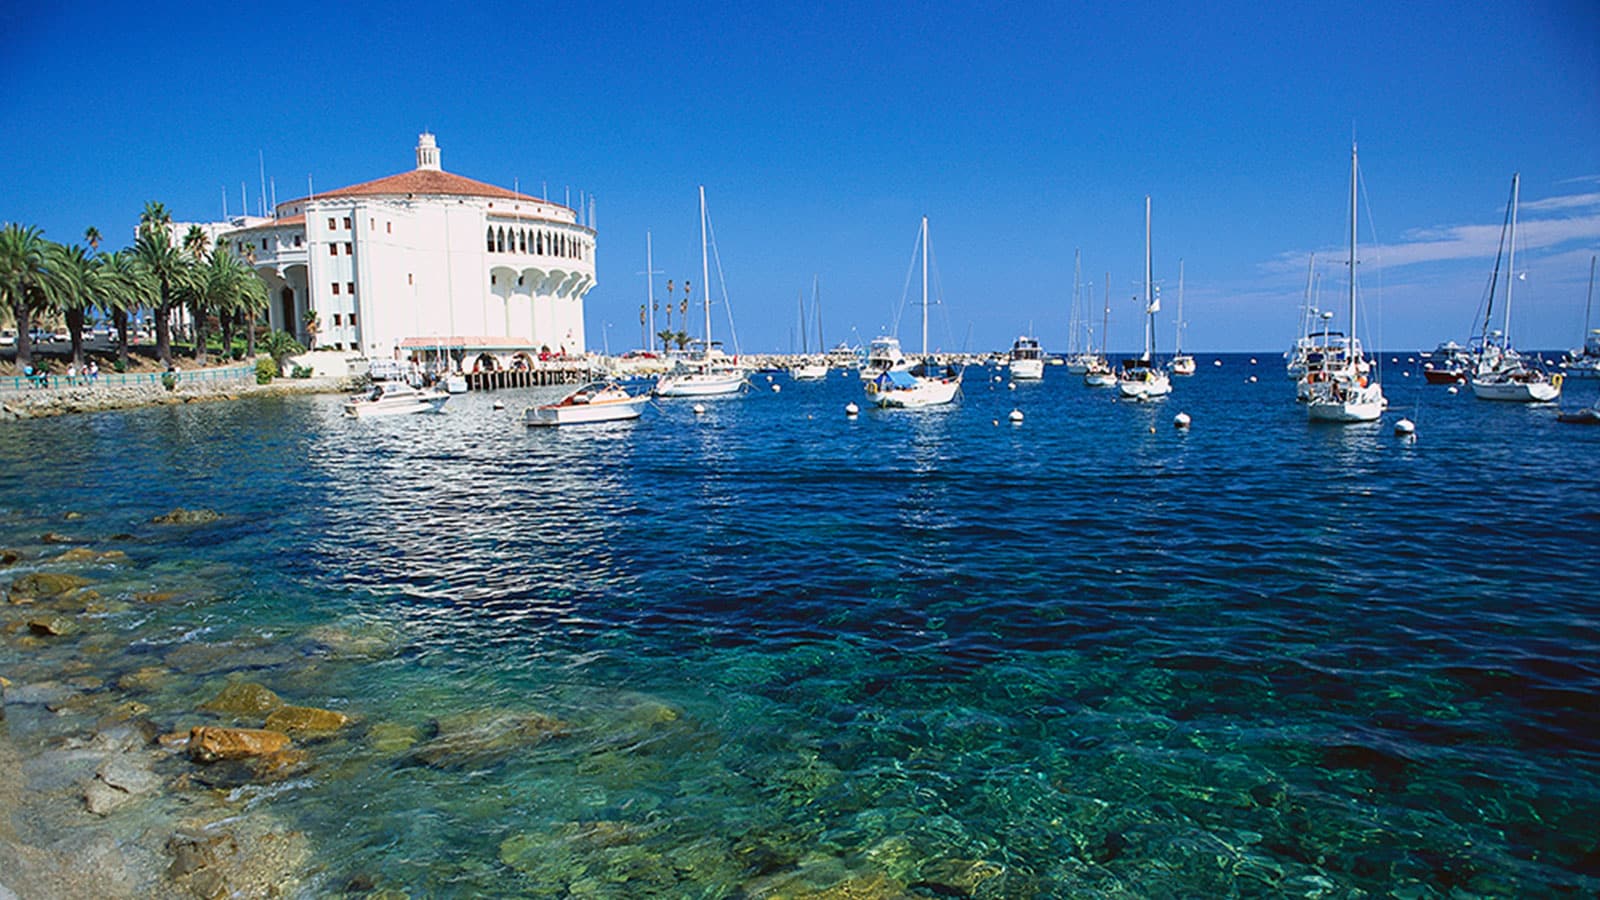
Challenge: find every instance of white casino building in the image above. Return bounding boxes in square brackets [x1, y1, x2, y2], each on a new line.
[215, 133, 595, 370]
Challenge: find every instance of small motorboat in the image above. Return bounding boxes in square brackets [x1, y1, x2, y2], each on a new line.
[525, 381, 648, 427]
[1556, 401, 1600, 425]
[343, 382, 449, 418]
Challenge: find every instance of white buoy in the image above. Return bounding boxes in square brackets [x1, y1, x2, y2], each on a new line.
[766, 374, 773, 382]
[1249, 357, 1258, 365]
[1248, 375, 1258, 383]
[493, 400, 505, 410]
[1008, 408, 1024, 423]
[1395, 418, 1416, 436]
[1447, 386, 1459, 394]
[1008, 382, 1017, 391]
[1213, 359, 1223, 367]
[772, 384, 781, 393]
[1174, 412, 1191, 428]
[692, 403, 706, 415]
[1407, 357, 1416, 363]
[1402, 371, 1411, 377]
[845, 402, 859, 417]
[993, 375, 1002, 383]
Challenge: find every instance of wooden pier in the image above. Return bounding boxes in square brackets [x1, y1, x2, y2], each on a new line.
[466, 361, 596, 391]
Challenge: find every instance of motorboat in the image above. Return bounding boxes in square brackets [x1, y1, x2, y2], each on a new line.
[525, 380, 649, 426]
[1007, 335, 1045, 380]
[1422, 340, 1473, 384]
[343, 382, 449, 418]
[858, 335, 906, 381]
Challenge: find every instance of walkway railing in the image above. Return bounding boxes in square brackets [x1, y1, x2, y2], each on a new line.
[2, 365, 257, 394]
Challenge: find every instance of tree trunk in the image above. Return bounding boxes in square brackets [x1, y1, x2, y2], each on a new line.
[66, 307, 86, 370]
[113, 308, 130, 369]
[11, 302, 32, 370]
[191, 301, 208, 366]
[220, 313, 234, 363]
[155, 291, 172, 365]
[245, 310, 257, 358]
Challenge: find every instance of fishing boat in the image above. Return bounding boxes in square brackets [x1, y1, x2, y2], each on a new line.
[524, 380, 648, 426]
[1469, 174, 1562, 403]
[1169, 259, 1196, 375]
[342, 381, 449, 418]
[1561, 256, 1600, 379]
[790, 277, 828, 380]
[858, 335, 907, 381]
[1007, 335, 1045, 379]
[1306, 142, 1385, 423]
[654, 186, 747, 398]
[865, 217, 962, 409]
[1117, 196, 1172, 400]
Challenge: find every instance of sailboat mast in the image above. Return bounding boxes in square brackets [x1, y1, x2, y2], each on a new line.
[1586, 255, 1596, 339]
[1072, 249, 1082, 354]
[1176, 258, 1185, 354]
[1504, 173, 1519, 346]
[645, 231, 656, 346]
[700, 185, 712, 349]
[798, 289, 807, 353]
[1349, 142, 1358, 347]
[1144, 195, 1153, 361]
[1102, 272, 1110, 355]
[921, 216, 930, 358]
[814, 275, 823, 353]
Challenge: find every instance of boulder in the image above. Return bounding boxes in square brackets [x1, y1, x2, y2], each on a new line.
[117, 666, 173, 692]
[53, 548, 129, 564]
[408, 710, 571, 769]
[366, 722, 421, 754]
[8, 572, 92, 598]
[264, 705, 350, 737]
[187, 726, 292, 763]
[197, 682, 284, 718]
[0, 548, 23, 566]
[150, 508, 221, 525]
[165, 818, 310, 899]
[27, 616, 78, 637]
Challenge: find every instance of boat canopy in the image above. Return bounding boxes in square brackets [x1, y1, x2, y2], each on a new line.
[876, 369, 919, 389]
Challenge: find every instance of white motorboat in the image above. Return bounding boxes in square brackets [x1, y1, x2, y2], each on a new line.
[653, 186, 746, 399]
[1307, 142, 1386, 423]
[1007, 335, 1045, 380]
[1117, 196, 1172, 400]
[859, 335, 907, 381]
[865, 216, 962, 409]
[790, 359, 828, 380]
[343, 382, 449, 418]
[444, 374, 468, 394]
[525, 381, 648, 426]
[1468, 174, 1562, 404]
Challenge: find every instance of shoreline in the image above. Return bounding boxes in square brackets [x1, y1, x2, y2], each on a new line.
[1, 375, 356, 421]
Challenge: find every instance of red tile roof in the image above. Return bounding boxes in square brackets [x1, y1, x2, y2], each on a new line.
[294, 169, 564, 207]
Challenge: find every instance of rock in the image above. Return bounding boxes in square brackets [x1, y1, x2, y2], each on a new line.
[191, 749, 311, 788]
[84, 778, 134, 816]
[8, 572, 92, 598]
[150, 508, 221, 525]
[0, 548, 23, 566]
[367, 722, 421, 754]
[39, 532, 81, 544]
[408, 710, 571, 769]
[2, 680, 74, 707]
[187, 726, 292, 762]
[197, 681, 284, 717]
[164, 817, 311, 898]
[264, 705, 350, 737]
[133, 591, 177, 604]
[116, 665, 173, 692]
[53, 548, 128, 564]
[27, 616, 79, 637]
[99, 754, 162, 794]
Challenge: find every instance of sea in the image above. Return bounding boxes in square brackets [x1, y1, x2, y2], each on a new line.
[1, 354, 1597, 897]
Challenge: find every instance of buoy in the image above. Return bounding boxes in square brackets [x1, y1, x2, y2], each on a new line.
[692, 403, 706, 415]
[1149, 426, 1157, 433]
[1248, 375, 1258, 383]
[1249, 357, 1258, 365]
[772, 384, 781, 393]
[1395, 418, 1416, 436]
[993, 375, 1002, 383]
[1407, 357, 1416, 363]
[493, 400, 505, 410]
[1213, 359, 1223, 367]
[1008, 408, 1024, 423]
[1402, 371, 1411, 377]
[992, 419, 1000, 426]
[766, 375, 773, 382]
[1174, 412, 1191, 428]
[1007, 382, 1016, 390]
[845, 402, 859, 417]
[1447, 386, 1459, 394]
[1391, 357, 1399, 363]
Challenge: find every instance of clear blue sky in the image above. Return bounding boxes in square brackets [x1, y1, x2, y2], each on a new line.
[5, 0, 1598, 353]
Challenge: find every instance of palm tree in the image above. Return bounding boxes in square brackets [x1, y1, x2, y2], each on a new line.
[180, 225, 211, 361]
[673, 330, 690, 352]
[84, 226, 101, 253]
[99, 248, 149, 370]
[0, 223, 60, 371]
[656, 328, 676, 354]
[238, 243, 266, 358]
[136, 202, 182, 365]
[51, 243, 96, 370]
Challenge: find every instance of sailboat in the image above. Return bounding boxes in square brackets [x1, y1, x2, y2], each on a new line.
[1306, 142, 1385, 423]
[865, 216, 962, 408]
[1469, 173, 1562, 402]
[1084, 273, 1116, 386]
[1562, 256, 1600, 378]
[653, 186, 747, 398]
[791, 276, 828, 380]
[1117, 196, 1172, 400]
[1169, 259, 1196, 375]
[1063, 250, 1097, 372]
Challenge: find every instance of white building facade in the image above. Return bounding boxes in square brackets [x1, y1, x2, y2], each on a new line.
[218, 134, 595, 368]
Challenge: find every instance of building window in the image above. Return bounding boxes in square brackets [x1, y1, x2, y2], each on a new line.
[342, 217, 351, 229]
[491, 274, 497, 286]
[329, 244, 337, 256]
[386, 221, 392, 234]
[327, 217, 336, 230]
[332, 283, 340, 295]
[349, 313, 357, 326]
[486, 227, 495, 252]
[407, 273, 413, 285]
[518, 230, 526, 253]
[294, 235, 303, 247]
[497, 227, 505, 253]
[344, 242, 352, 254]
[333, 313, 342, 326]
[347, 282, 355, 295]
[536, 232, 544, 254]
[369, 218, 375, 229]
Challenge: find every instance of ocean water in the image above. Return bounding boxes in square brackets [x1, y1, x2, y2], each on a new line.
[2, 356, 1597, 897]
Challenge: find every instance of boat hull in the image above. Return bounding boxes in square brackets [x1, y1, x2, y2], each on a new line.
[1084, 371, 1116, 387]
[1009, 359, 1045, 380]
[652, 371, 746, 397]
[343, 391, 449, 418]
[1117, 374, 1172, 399]
[868, 376, 961, 409]
[1470, 377, 1560, 402]
[1306, 382, 1386, 422]
[525, 396, 648, 426]
[790, 364, 828, 381]
[1170, 355, 1196, 376]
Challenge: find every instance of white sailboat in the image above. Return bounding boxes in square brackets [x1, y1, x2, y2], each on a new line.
[1470, 174, 1563, 402]
[1117, 196, 1172, 400]
[1084, 272, 1116, 386]
[1562, 256, 1600, 378]
[790, 276, 828, 380]
[1306, 142, 1386, 423]
[865, 216, 962, 408]
[1169, 259, 1196, 375]
[653, 186, 747, 398]
[1063, 249, 1098, 372]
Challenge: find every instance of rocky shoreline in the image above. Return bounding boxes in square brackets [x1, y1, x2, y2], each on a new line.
[1, 376, 356, 421]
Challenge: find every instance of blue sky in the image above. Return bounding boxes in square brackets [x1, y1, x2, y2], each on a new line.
[4, 0, 1597, 353]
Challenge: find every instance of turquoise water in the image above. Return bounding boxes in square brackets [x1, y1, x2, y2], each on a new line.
[2, 357, 1598, 896]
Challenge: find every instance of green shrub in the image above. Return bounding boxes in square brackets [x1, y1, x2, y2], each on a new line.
[255, 357, 277, 384]
[290, 365, 313, 379]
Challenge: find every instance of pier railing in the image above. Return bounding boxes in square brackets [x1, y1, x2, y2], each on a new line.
[1, 365, 257, 394]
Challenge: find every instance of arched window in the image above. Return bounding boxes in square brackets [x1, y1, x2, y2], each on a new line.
[486, 227, 495, 252]
[497, 227, 505, 253]
[559, 234, 566, 257]
[537, 231, 544, 255]
[519, 229, 527, 253]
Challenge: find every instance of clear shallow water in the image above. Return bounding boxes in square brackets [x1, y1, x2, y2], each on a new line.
[2, 357, 1598, 897]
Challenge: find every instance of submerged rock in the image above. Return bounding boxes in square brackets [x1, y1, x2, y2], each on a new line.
[264, 705, 350, 737]
[408, 710, 571, 769]
[165, 817, 311, 898]
[8, 572, 92, 599]
[187, 726, 293, 762]
[150, 508, 221, 525]
[0, 548, 23, 566]
[197, 682, 284, 718]
[26, 616, 79, 637]
[366, 722, 421, 754]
